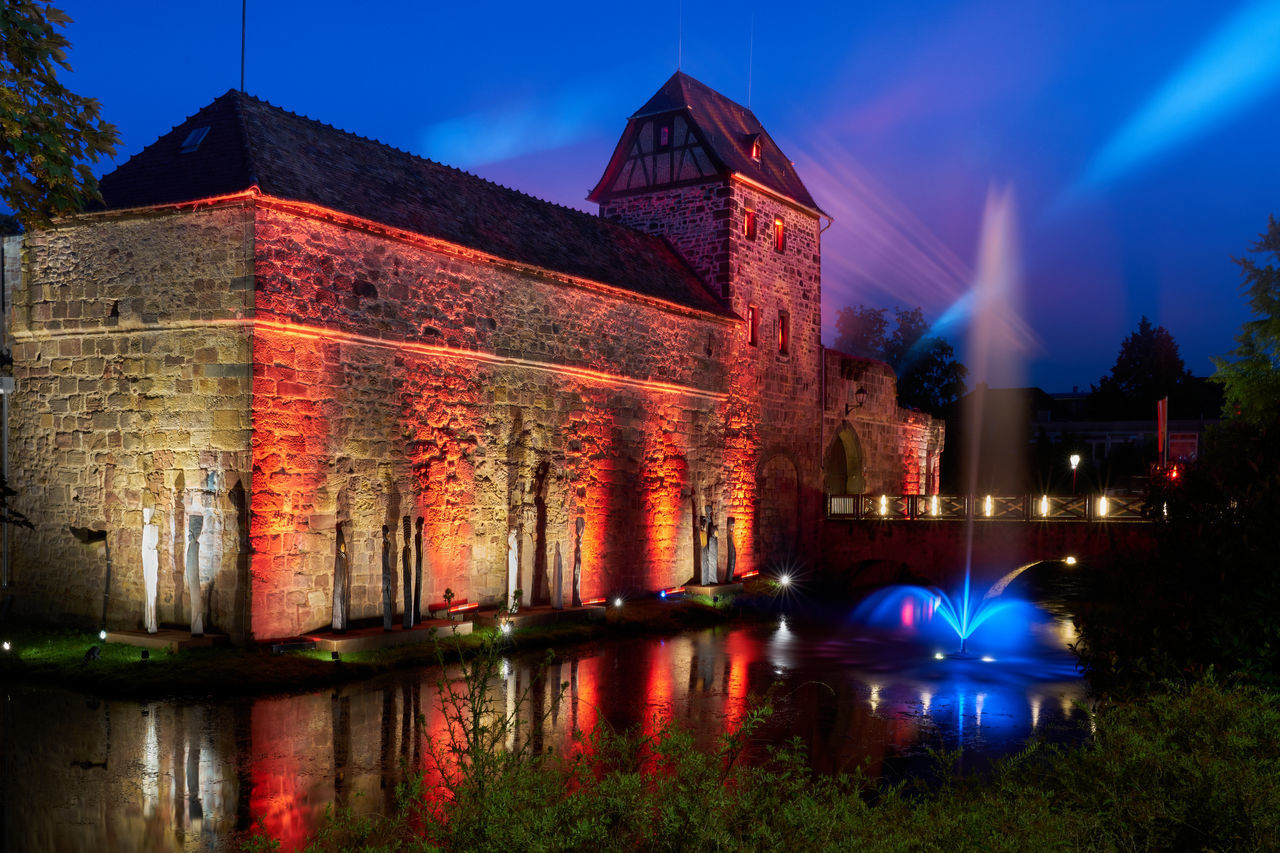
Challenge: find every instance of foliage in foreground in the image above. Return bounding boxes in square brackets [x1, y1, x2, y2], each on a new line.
[0, 1, 119, 227]
[248, 674, 1280, 852]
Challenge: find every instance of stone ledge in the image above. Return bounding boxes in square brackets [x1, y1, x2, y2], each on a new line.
[471, 605, 606, 631]
[684, 581, 744, 599]
[304, 618, 472, 654]
[105, 629, 228, 653]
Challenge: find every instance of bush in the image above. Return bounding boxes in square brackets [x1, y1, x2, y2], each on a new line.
[257, 636, 1280, 852]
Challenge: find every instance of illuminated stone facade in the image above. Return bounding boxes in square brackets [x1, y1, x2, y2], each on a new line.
[3, 73, 941, 640]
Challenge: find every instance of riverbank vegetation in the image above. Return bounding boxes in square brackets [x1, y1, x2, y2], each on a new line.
[244, 664, 1278, 852]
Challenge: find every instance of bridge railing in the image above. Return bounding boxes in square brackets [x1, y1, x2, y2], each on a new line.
[826, 493, 1147, 522]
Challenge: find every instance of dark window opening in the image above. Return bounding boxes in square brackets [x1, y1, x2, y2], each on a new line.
[658, 123, 672, 149]
[778, 310, 790, 355]
[744, 209, 757, 240]
[747, 304, 759, 346]
[773, 218, 786, 252]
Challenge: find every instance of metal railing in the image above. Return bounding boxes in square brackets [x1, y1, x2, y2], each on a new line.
[826, 493, 1147, 522]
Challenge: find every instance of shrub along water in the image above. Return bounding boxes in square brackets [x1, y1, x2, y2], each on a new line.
[244, 641, 1280, 852]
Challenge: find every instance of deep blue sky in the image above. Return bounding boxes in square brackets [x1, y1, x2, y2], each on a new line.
[50, 0, 1280, 393]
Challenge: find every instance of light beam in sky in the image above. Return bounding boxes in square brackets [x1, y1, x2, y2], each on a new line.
[1076, 0, 1280, 194]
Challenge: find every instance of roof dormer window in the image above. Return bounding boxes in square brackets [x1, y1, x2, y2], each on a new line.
[180, 126, 210, 154]
[749, 136, 762, 163]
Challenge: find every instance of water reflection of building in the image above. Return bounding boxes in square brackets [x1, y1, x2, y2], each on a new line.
[2, 625, 1089, 851]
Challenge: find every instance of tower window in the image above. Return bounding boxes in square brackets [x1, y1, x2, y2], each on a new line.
[658, 122, 672, 149]
[750, 137, 762, 162]
[743, 209, 757, 240]
[778, 310, 790, 355]
[747, 304, 759, 346]
[773, 218, 786, 252]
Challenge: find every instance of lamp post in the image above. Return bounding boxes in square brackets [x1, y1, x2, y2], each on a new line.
[70, 526, 111, 634]
[1069, 453, 1081, 496]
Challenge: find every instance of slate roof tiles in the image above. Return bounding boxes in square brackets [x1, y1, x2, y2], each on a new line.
[96, 90, 729, 316]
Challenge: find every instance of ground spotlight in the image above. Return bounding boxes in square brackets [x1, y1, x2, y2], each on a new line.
[613, 597, 623, 608]
[1065, 556, 1077, 566]
[777, 573, 792, 588]
[98, 629, 107, 641]
[2, 641, 9, 652]
[934, 652, 945, 660]
[500, 621, 512, 635]
[140, 649, 150, 662]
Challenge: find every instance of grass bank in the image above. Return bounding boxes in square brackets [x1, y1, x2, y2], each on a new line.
[0, 587, 777, 700]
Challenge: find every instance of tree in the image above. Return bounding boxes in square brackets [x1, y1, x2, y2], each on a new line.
[1088, 316, 1193, 419]
[1212, 216, 1280, 424]
[0, 1, 118, 228]
[833, 304, 966, 415]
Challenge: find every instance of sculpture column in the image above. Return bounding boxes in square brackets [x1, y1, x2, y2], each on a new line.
[401, 516, 412, 628]
[381, 525, 393, 631]
[571, 517, 583, 607]
[141, 507, 159, 634]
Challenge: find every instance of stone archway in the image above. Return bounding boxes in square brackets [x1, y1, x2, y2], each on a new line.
[824, 424, 865, 495]
[756, 453, 800, 565]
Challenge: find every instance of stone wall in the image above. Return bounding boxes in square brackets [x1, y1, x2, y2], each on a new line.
[821, 350, 945, 496]
[601, 180, 829, 570]
[247, 202, 736, 638]
[5, 201, 255, 636]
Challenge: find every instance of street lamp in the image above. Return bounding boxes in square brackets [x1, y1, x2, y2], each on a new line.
[1069, 454, 1081, 495]
[70, 526, 111, 635]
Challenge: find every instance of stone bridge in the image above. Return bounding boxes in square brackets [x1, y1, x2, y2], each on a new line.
[818, 494, 1156, 590]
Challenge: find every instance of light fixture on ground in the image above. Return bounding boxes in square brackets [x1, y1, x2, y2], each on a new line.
[1065, 556, 1077, 565]
[777, 573, 792, 588]
[613, 597, 623, 608]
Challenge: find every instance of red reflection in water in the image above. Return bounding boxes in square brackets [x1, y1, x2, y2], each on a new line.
[249, 696, 326, 852]
[721, 628, 755, 728]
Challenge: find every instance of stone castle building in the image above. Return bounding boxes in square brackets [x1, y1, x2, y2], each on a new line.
[2, 72, 943, 640]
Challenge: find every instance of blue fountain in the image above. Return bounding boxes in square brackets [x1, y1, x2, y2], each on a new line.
[853, 560, 1042, 658]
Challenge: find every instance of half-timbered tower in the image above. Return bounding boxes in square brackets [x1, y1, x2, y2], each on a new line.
[591, 71, 828, 563]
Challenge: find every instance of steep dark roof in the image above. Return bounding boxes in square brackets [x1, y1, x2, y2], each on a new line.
[96, 90, 728, 316]
[591, 71, 824, 215]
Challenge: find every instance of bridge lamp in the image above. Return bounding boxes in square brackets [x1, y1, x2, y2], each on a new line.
[930, 495, 939, 517]
[983, 495, 993, 517]
[1039, 494, 1049, 517]
[1065, 556, 1077, 566]
[1069, 454, 1081, 495]
[1097, 495, 1109, 518]
[878, 495, 888, 516]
